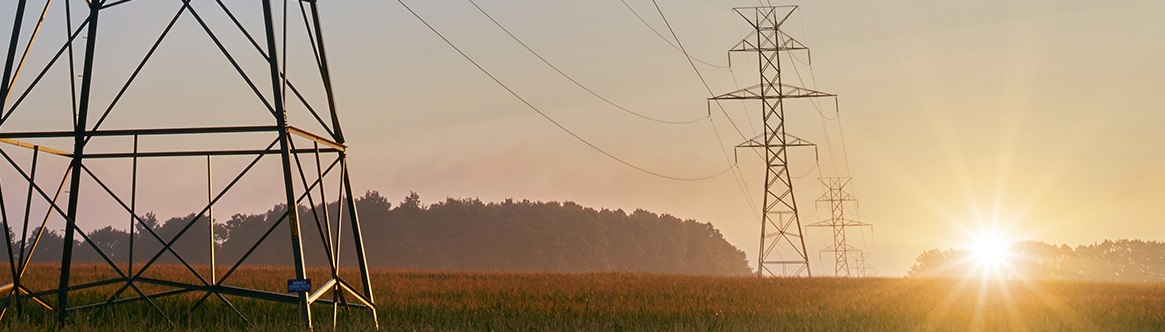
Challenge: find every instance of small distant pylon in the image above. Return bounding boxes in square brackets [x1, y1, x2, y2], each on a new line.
[852, 251, 877, 277]
[808, 177, 870, 276]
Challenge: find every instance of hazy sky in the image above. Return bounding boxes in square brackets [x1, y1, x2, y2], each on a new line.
[1, 0, 1163, 276]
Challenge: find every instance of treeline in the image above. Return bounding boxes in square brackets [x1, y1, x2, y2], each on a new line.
[1, 192, 751, 276]
[908, 240, 1165, 282]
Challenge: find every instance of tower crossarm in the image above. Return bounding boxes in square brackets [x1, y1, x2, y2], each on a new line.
[807, 218, 869, 227]
[709, 83, 835, 100]
[817, 244, 863, 253]
[733, 133, 818, 165]
[816, 194, 857, 202]
[729, 30, 809, 53]
[732, 5, 800, 29]
[735, 132, 815, 149]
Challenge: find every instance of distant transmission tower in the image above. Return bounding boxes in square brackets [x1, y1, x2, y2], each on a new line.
[807, 177, 870, 276]
[0, 0, 376, 329]
[713, 6, 834, 277]
[854, 251, 877, 277]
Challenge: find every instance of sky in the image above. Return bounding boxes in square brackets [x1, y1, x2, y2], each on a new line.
[0, 0, 1163, 276]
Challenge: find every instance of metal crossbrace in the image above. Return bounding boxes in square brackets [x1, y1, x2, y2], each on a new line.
[0, 0, 378, 330]
[0, 149, 171, 322]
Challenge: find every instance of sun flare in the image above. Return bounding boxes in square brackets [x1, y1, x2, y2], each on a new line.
[956, 218, 1021, 279]
[970, 235, 1012, 269]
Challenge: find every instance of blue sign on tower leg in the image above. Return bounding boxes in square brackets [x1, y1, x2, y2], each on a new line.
[288, 279, 312, 293]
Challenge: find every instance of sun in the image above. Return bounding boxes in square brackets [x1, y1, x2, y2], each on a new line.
[956, 219, 1020, 278]
[967, 232, 1014, 277]
[971, 235, 1011, 267]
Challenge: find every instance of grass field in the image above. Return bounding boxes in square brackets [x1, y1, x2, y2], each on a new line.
[2, 263, 1164, 331]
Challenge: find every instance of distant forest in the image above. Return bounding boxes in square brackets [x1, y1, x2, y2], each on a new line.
[909, 240, 1165, 282]
[1, 192, 752, 276]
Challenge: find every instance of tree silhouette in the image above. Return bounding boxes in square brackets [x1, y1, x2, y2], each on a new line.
[23, 191, 751, 276]
[909, 240, 1165, 281]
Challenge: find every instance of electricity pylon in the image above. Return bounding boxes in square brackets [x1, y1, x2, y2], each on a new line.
[807, 177, 870, 276]
[713, 6, 834, 277]
[0, 0, 376, 329]
[853, 251, 877, 277]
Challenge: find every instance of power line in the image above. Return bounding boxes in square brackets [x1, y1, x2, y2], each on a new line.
[721, 18, 762, 217]
[785, 10, 853, 178]
[793, 162, 820, 179]
[834, 98, 854, 179]
[470, 0, 763, 218]
[643, 0, 774, 218]
[702, 0, 733, 11]
[617, 0, 729, 69]
[396, 0, 734, 182]
[781, 9, 871, 274]
[787, 51, 837, 120]
[648, 0, 751, 143]
[707, 106, 761, 219]
[467, 0, 706, 125]
[727, 67, 759, 138]
[780, 15, 851, 177]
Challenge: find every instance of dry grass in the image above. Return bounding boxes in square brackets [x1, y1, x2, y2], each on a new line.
[1, 263, 1163, 331]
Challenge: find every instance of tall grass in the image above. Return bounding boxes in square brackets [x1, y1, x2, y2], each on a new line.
[1, 264, 1163, 330]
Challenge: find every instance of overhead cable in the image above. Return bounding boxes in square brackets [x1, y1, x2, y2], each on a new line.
[648, 0, 750, 142]
[702, 0, 733, 11]
[397, 0, 733, 182]
[643, 0, 774, 214]
[707, 104, 761, 219]
[617, 0, 729, 69]
[467, 0, 706, 125]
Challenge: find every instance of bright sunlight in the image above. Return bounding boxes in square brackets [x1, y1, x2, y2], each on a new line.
[971, 236, 1011, 267]
[968, 232, 1015, 277]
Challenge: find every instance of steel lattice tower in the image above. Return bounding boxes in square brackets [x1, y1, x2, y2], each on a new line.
[807, 177, 870, 276]
[853, 251, 877, 277]
[712, 6, 833, 277]
[0, 0, 376, 329]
